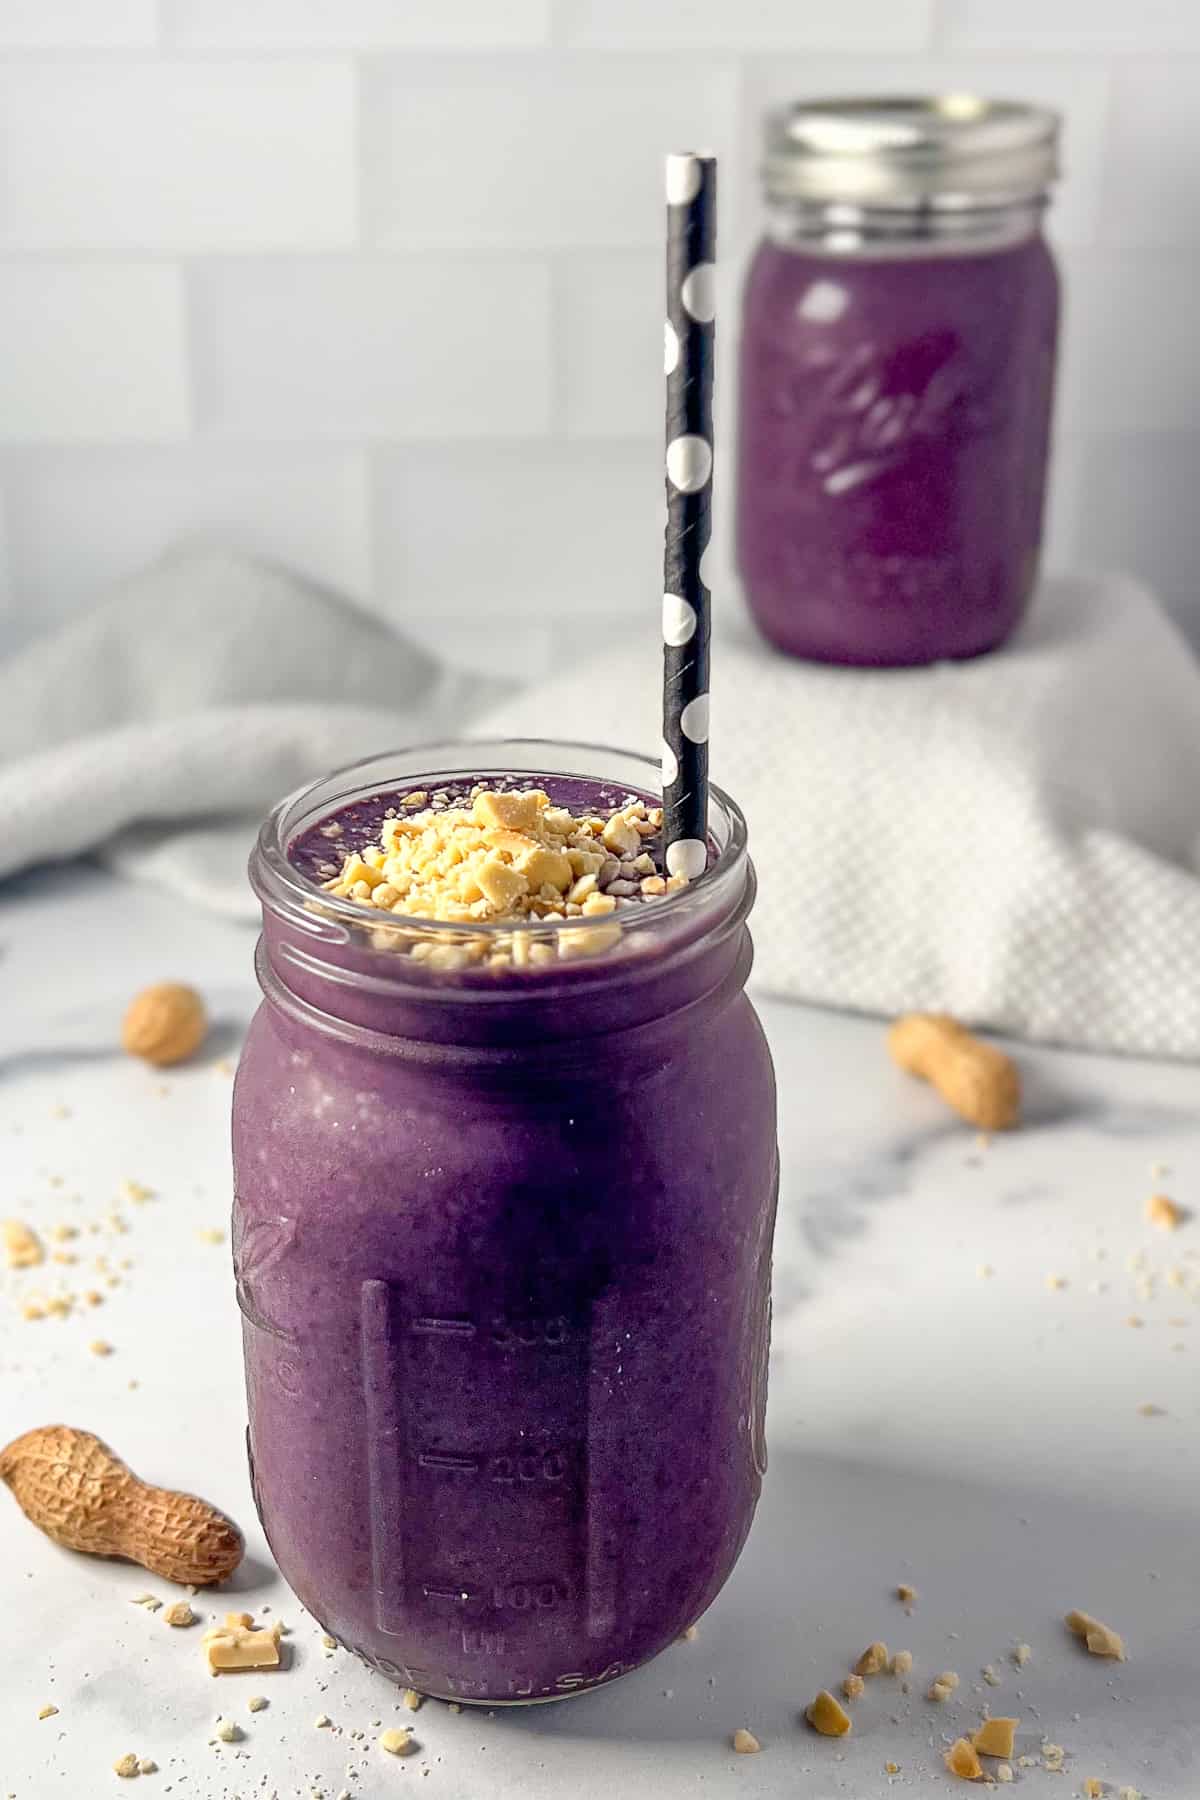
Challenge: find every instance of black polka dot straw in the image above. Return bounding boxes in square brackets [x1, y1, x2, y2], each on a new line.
[662, 151, 715, 881]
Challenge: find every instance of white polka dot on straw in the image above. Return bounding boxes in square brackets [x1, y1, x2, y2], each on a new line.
[666, 434, 713, 494]
[661, 738, 679, 788]
[666, 838, 707, 880]
[662, 593, 697, 646]
[665, 153, 702, 205]
[680, 262, 716, 323]
[664, 320, 679, 375]
[680, 693, 710, 744]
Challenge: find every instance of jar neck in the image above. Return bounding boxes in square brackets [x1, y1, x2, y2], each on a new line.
[764, 195, 1047, 256]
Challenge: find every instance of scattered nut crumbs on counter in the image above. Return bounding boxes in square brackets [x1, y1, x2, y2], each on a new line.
[1146, 1193, 1184, 1230]
[731, 1728, 760, 1753]
[3, 1219, 44, 1268]
[379, 1726, 417, 1756]
[805, 1690, 852, 1737]
[854, 1640, 889, 1676]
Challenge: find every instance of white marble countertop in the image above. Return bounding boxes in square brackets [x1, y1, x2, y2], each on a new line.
[2, 867, 1197, 1800]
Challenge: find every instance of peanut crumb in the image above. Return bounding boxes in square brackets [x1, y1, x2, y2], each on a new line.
[1068, 1609, 1125, 1659]
[1118, 1788, 1143, 1799]
[3, 1219, 43, 1268]
[1136, 1402, 1165, 1417]
[805, 1690, 852, 1737]
[945, 1737, 984, 1780]
[842, 1673, 866, 1701]
[315, 1714, 332, 1729]
[1146, 1193, 1184, 1231]
[247, 1696, 268, 1713]
[885, 1761, 900, 1774]
[214, 1717, 241, 1743]
[1042, 1742, 1066, 1770]
[447, 1703, 461, 1714]
[895, 1583, 917, 1606]
[1046, 1273, 1067, 1290]
[972, 1717, 1019, 1759]
[1126, 1315, 1144, 1328]
[1012, 1644, 1032, 1667]
[38, 1704, 58, 1720]
[163, 1602, 195, 1628]
[854, 1640, 889, 1676]
[130, 1594, 161, 1610]
[890, 1650, 913, 1677]
[321, 1633, 337, 1649]
[89, 1339, 113, 1356]
[137, 1761, 157, 1776]
[197, 1227, 225, 1245]
[731, 1728, 760, 1754]
[113, 1753, 140, 1778]
[678, 1624, 699, 1642]
[1083, 1782, 1104, 1798]
[119, 1180, 155, 1206]
[976, 1263, 993, 1278]
[928, 1671, 960, 1701]
[982, 1664, 1001, 1686]
[379, 1727, 417, 1756]
[996, 1764, 1014, 1783]
[402, 1689, 425, 1712]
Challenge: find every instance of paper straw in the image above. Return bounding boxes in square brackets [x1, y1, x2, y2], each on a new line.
[661, 151, 716, 881]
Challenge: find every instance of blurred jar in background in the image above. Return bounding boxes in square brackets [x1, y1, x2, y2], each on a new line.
[736, 97, 1061, 667]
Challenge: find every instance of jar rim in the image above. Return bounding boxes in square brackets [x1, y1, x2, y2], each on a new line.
[250, 735, 750, 959]
[764, 94, 1060, 210]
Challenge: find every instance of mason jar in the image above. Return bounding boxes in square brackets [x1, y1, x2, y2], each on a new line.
[233, 739, 778, 1704]
[737, 96, 1061, 666]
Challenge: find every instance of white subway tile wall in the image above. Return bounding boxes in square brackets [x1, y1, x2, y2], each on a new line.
[0, 6, 1195, 654]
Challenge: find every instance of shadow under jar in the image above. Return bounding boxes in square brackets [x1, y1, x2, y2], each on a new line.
[737, 96, 1061, 667]
[233, 739, 779, 1705]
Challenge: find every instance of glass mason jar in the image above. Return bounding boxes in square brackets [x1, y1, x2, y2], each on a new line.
[737, 96, 1061, 666]
[233, 739, 778, 1705]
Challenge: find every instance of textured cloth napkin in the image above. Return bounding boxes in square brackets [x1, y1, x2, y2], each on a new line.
[3, 550, 1200, 1059]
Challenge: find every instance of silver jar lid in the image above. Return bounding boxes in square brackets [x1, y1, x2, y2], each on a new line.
[763, 96, 1060, 209]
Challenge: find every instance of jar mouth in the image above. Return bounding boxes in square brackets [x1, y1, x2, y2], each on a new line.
[764, 94, 1060, 211]
[251, 736, 750, 960]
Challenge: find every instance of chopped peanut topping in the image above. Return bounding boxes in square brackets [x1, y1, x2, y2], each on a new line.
[1083, 1782, 1104, 1798]
[842, 1673, 865, 1701]
[945, 1738, 984, 1780]
[731, 1727, 760, 1753]
[972, 1717, 1018, 1759]
[1012, 1644, 1031, 1667]
[38, 1704, 58, 1720]
[895, 1583, 917, 1606]
[402, 1688, 425, 1712]
[163, 1602, 196, 1628]
[203, 1616, 282, 1673]
[1146, 1193, 1184, 1231]
[1065, 1610, 1125, 1660]
[113, 1753, 140, 1778]
[317, 787, 679, 968]
[854, 1641, 889, 1676]
[806, 1690, 852, 1737]
[890, 1649, 913, 1677]
[928, 1671, 960, 1702]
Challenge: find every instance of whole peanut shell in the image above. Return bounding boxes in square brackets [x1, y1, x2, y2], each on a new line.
[121, 982, 208, 1066]
[0, 1424, 242, 1585]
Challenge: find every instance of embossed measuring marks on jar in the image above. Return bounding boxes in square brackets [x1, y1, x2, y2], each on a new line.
[360, 1283, 628, 1701]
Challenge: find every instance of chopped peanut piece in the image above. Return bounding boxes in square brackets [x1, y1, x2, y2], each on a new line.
[895, 1583, 917, 1606]
[89, 1339, 113, 1357]
[203, 1618, 282, 1673]
[1083, 1782, 1104, 1798]
[678, 1624, 699, 1643]
[38, 1704, 58, 1719]
[945, 1738, 984, 1781]
[805, 1690, 852, 1737]
[137, 1760, 157, 1775]
[1065, 1610, 1125, 1660]
[379, 1727, 417, 1756]
[928, 1671, 960, 1702]
[890, 1650, 913, 1677]
[842, 1673, 865, 1701]
[855, 1641, 889, 1676]
[247, 1695, 268, 1713]
[402, 1688, 425, 1712]
[214, 1717, 240, 1743]
[972, 1717, 1019, 1759]
[996, 1764, 1014, 1783]
[473, 790, 542, 834]
[4, 1219, 43, 1268]
[163, 1602, 195, 1628]
[731, 1728, 760, 1753]
[1012, 1644, 1032, 1667]
[1146, 1193, 1184, 1231]
[113, 1752, 140, 1777]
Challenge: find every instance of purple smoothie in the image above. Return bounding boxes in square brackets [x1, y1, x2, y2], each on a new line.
[737, 229, 1059, 667]
[233, 744, 778, 1704]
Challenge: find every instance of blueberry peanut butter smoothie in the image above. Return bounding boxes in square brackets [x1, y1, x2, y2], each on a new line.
[233, 739, 779, 1704]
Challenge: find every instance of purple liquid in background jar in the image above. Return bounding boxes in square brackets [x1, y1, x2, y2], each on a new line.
[234, 742, 778, 1705]
[737, 95, 1062, 667]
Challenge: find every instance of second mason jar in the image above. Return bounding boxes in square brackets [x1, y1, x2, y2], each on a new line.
[233, 741, 778, 1705]
[737, 96, 1061, 666]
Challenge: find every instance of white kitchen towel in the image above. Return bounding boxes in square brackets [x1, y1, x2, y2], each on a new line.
[0, 549, 503, 916]
[3, 552, 1200, 1058]
[479, 572, 1200, 1060]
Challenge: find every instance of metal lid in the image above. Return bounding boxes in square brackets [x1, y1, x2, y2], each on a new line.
[763, 96, 1060, 209]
